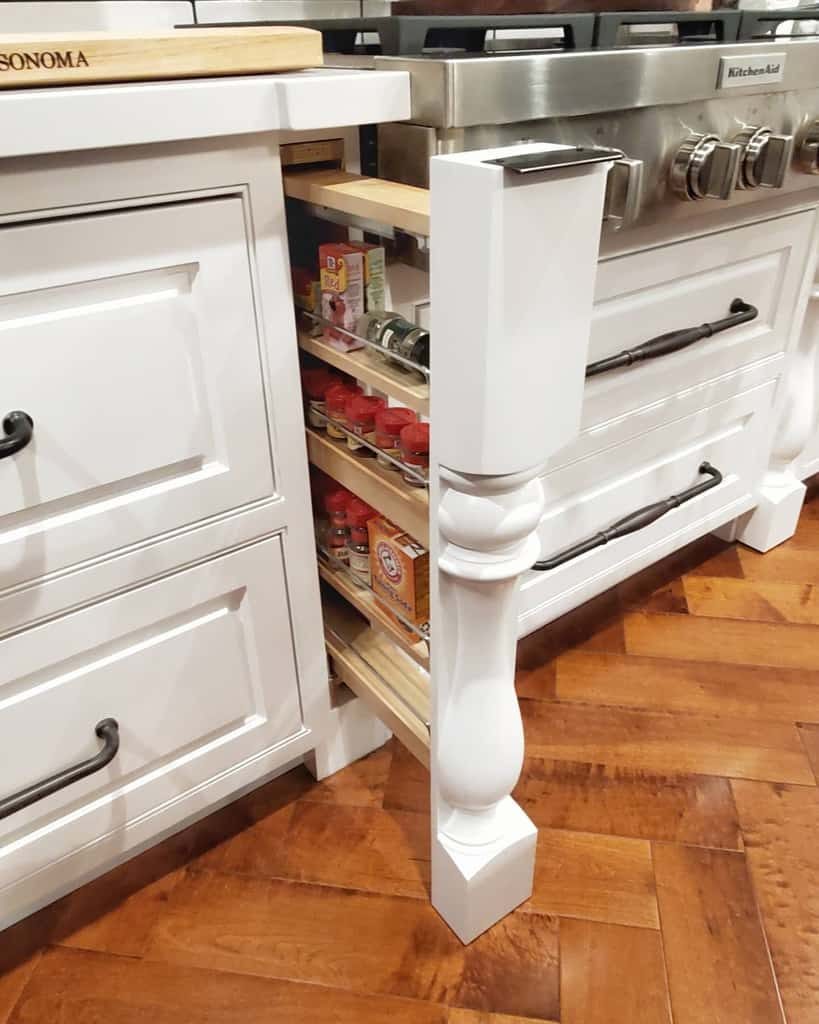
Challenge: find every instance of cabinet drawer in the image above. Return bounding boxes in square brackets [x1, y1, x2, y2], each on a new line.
[0, 197, 273, 589]
[0, 536, 303, 901]
[582, 210, 815, 432]
[519, 380, 776, 634]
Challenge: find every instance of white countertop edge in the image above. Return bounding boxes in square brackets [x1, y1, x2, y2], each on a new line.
[0, 67, 411, 159]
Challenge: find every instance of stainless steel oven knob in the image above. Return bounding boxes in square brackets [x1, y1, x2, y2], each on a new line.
[670, 133, 742, 201]
[798, 119, 819, 174]
[733, 127, 793, 188]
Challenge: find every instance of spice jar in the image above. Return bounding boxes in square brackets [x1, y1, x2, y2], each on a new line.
[357, 310, 401, 362]
[399, 421, 429, 487]
[325, 382, 363, 440]
[325, 488, 352, 529]
[357, 312, 430, 372]
[346, 395, 386, 457]
[301, 367, 337, 430]
[346, 498, 377, 585]
[374, 407, 417, 469]
[324, 488, 352, 564]
[381, 317, 430, 370]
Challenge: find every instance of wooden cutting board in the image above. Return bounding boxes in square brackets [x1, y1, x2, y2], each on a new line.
[0, 26, 323, 89]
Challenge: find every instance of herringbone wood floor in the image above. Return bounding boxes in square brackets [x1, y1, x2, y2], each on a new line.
[3, 481, 819, 1023]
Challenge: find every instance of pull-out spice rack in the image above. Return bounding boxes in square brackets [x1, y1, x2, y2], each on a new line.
[289, 153, 433, 786]
[318, 544, 429, 665]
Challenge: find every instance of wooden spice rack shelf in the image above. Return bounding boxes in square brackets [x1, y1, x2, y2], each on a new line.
[323, 593, 430, 766]
[318, 556, 429, 669]
[283, 168, 430, 237]
[306, 428, 429, 547]
[298, 331, 429, 415]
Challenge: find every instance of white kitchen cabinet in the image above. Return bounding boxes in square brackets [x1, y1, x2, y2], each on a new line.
[0, 69, 817, 947]
[0, 537, 303, 925]
[0, 198, 274, 588]
[0, 72, 405, 931]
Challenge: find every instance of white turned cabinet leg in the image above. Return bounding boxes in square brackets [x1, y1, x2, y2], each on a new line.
[305, 697, 391, 781]
[432, 466, 544, 942]
[730, 282, 819, 552]
[429, 145, 617, 941]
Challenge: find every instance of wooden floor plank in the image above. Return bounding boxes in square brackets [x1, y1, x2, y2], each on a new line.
[301, 742, 394, 808]
[682, 575, 819, 625]
[213, 800, 431, 899]
[0, 848, 185, 963]
[791, 514, 819, 547]
[653, 843, 784, 1024]
[624, 610, 819, 671]
[560, 918, 672, 1024]
[448, 1012, 555, 1024]
[514, 756, 742, 850]
[737, 544, 819, 585]
[9, 946, 449, 1024]
[732, 781, 819, 1024]
[616, 534, 739, 611]
[0, 955, 39, 1024]
[515, 589, 625, 677]
[798, 723, 819, 781]
[525, 827, 659, 929]
[144, 870, 560, 1020]
[556, 650, 819, 724]
[522, 699, 814, 784]
[383, 739, 431, 816]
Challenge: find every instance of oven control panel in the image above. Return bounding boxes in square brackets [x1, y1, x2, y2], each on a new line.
[799, 119, 819, 174]
[670, 126, 797, 200]
[732, 127, 793, 189]
[670, 133, 742, 201]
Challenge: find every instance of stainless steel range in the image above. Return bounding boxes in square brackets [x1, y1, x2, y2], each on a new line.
[312, 9, 819, 246]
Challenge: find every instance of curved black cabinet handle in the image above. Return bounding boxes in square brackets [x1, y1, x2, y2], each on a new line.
[0, 411, 34, 459]
[533, 462, 723, 572]
[0, 718, 119, 821]
[586, 299, 758, 378]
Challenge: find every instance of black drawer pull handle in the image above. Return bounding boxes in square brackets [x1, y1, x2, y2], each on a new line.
[0, 411, 34, 459]
[0, 718, 119, 821]
[533, 462, 723, 572]
[586, 299, 758, 379]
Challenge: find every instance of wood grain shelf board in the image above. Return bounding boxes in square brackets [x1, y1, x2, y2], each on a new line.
[318, 560, 429, 669]
[283, 169, 430, 237]
[0, 27, 322, 89]
[298, 331, 429, 415]
[306, 428, 429, 547]
[323, 596, 430, 766]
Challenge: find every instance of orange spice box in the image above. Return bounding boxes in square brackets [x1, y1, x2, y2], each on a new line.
[368, 516, 429, 630]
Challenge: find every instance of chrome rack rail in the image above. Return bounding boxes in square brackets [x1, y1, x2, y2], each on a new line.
[310, 407, 428, 488]
[300, 309, 430, 383]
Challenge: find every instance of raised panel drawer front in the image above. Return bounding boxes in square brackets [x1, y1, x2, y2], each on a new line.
[0, 197, 274, 590]
[0, 536, 303, 902]
[518, 380, 776, 634]
[584, 210, 815, 430]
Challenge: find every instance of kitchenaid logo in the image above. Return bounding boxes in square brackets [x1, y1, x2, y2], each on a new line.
[0, 50, 89, 72]
[727, 61, 781, 79]
[718, 53, 785, 89]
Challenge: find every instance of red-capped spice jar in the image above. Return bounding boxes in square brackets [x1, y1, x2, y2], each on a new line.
[346, 395, 386, 457]
[399, 421, 429, 487]
[325, 488, 352, 529]
[374, 407, 417, 470]
[324, 488, 352, 563]
[301, 367, 338, 430]
[346, 498, 377, 585]
[325, 382, 363, 440]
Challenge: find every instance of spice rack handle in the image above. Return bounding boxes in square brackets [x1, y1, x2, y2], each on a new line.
[585, 298, 758, 378]
[532, 462, 723, 571]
